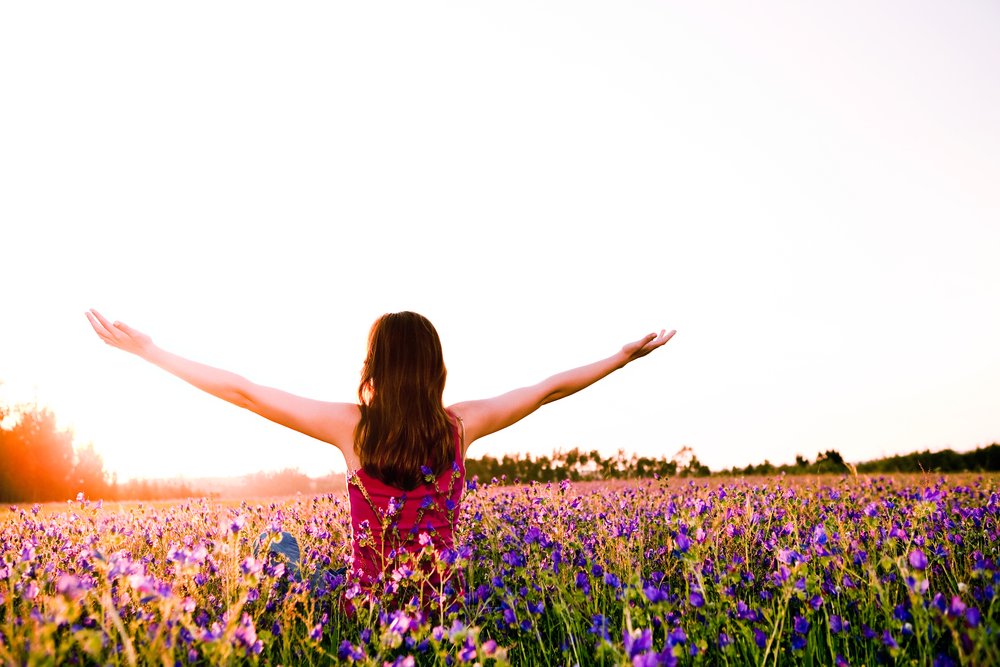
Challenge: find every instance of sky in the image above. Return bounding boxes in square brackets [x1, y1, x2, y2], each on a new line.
[1, 1, 998, 481]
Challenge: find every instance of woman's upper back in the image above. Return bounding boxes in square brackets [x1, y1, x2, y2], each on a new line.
[347, 412, 466, 587]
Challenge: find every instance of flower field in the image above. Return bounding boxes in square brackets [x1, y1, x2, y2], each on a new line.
[1, 474, 997, 666]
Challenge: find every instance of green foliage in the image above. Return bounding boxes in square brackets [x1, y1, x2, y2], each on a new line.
[465, 447, 678, 484]
[856, 443, 1000, 474]
[728, 444, 1000, 478]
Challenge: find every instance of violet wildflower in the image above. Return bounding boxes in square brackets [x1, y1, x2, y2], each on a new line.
[830, 615, 844, 634]
[24, 582, 39, 600]
[689, 591, 704, 608]
[753, 628, 767, 648]
[588, 614, 611, 642]
[56, 574, 85, 600]
[949, 596, 967, 617]
[623, 628, 652, 658]
[909, 548, 928, 570]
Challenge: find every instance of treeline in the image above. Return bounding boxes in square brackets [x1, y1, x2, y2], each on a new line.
[855, 443, 1000, 474]
[719, 449, 852, 477]
[0, 396, 344, 503]
[4, 391, 998, 502]
[721, 444, 1000, 477]
[465, 446, 711, 483]
[0, 400, 112, 503]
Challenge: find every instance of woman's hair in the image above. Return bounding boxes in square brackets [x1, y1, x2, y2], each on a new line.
[354, 311, 454, 491]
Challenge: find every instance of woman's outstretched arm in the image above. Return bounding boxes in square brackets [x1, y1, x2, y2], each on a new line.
[448, 329, 675, 455]
[85, 309, 358, 453]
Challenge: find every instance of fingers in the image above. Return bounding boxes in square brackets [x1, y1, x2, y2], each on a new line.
[85, 311, 113, 341]
[642, 329, 676, 354]
[89, 309, 118, 335]
[86, 309, 125, 348]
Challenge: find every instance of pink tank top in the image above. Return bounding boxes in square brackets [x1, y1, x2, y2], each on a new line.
[347, 413, 465, 588]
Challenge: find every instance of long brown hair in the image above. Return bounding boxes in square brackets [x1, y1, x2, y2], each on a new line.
[354, 312, 454, 491]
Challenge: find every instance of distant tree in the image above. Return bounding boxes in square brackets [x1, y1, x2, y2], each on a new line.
[0, 396, 119, 503]
[0, 400, 76, 502]
[813, 449, 848, 474]
[72, 442, 112, 499]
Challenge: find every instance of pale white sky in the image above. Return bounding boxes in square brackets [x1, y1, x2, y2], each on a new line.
[2, 1, 998, 480]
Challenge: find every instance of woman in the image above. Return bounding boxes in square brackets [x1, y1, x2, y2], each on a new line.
[85, 309, 674, 594]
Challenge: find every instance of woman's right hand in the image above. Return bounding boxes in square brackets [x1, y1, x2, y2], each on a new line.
[86, 309, 155, 359]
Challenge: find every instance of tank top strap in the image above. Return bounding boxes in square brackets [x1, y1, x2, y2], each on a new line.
[453, 413, 465, 459]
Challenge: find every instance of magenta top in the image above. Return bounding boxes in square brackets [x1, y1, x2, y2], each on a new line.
[347, 413, 465, 588]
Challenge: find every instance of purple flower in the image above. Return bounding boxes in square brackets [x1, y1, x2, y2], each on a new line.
[624, 628, 653, 658]
[240, 557, 264, 576]
[791, 634, 807, 651]
[908, 549, 928, 570]
[589, 614, 611, 642]
[24, 582, 39, 600]
[830, 615, 844, 634]
[753, 628, 767, 648]
[949, 596, 967, 617]
[458, 637, 477, 662]
[56, 574, 85, 600]
[835, 654, 851, 667]
[718, 632, 732, 648]
[882, 630, 898, 650]
[233, 613, 258, 649]
[421, 465, 433, 478]
[793, 616, 809, 634]
[675, 533, 691, 553]
[668, 628, 687, 646]
[309, 624, 323, 641]
[966, 607, 981, 628]
[689, 591, 704, 608]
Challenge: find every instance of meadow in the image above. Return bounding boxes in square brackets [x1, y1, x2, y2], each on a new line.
[0, 473, 997, 666]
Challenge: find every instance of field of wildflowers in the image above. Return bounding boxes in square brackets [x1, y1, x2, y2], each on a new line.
[1, 473, 997, 666]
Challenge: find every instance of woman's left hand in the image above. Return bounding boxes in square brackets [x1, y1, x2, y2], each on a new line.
[621, 329, 676, 364]
[86, 309, 155, 359]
